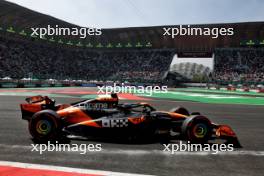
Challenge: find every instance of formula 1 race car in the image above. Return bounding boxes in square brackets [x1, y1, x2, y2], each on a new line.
[20, 94, 241, 147]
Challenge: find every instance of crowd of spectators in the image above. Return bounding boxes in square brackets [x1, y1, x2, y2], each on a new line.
[0, 36, 173, 83]
[1, 35, 264, 84]
[214, 48, 264, 83]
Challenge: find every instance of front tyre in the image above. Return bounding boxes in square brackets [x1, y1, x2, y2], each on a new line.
[29, 110, 62, 143]
[181, 115, 212, 144]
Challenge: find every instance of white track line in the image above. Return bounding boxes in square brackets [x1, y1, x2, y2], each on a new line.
[0, 161, 153, 176]
[0, 144, 264, 156]
[102, 149, 264, 156]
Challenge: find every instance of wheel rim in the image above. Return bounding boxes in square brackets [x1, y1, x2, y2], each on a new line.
[192, 123, 207, 138]
[36, 120, 52, 135]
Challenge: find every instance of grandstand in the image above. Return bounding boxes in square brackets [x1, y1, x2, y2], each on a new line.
[170, 62, 211, 80]
[0, 0, 264, 87]
[0, 36, 173, 82]
[214, 48, 264, 84]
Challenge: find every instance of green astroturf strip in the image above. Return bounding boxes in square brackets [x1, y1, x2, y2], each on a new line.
[173, 88, 262, 96]
[80, 94, 97, 99]
[139, 91, 264, 105]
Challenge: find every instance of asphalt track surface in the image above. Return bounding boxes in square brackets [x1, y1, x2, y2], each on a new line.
[0, 95, 264, 176]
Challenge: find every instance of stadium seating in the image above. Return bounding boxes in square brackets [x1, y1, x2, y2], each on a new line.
[0, 36, 173, 83]
[214, 48, 264, 84]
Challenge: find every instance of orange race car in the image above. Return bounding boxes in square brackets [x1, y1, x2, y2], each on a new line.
[20, 94, 241, 147]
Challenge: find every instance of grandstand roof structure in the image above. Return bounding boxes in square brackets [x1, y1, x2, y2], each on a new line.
[170, 62, 211, 79]
[0, 0, 264, 51]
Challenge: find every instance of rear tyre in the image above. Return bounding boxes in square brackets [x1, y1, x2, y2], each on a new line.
[181, 115, 212, 143]
[29, 110, 63, 143]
